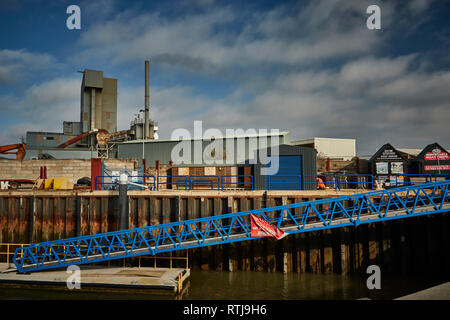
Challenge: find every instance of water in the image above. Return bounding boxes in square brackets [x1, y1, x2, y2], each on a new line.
[0, 271, 447, 300]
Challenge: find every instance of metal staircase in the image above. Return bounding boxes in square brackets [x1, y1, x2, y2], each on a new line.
[13, 180, 450, 273]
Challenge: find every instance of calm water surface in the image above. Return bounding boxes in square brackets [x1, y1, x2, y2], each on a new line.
[0, 271, 447, 300]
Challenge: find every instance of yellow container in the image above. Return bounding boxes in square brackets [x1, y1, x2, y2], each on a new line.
[44, 178, 54, 190]
[53, 178, 75, 190]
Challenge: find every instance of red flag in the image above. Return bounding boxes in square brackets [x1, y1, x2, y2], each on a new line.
[250, 214, 287, 240]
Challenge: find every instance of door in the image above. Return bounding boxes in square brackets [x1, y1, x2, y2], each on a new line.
[267, 155, 302, 190]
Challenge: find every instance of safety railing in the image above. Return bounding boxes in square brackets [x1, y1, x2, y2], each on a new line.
[91, 174, 445, 191]
[95, 175, 119, 190]
[304, 174, 339, 190]
[1, 242, 188, 270]
[220, 175, 253, 190]
[157, 175, 189, 190]
[338, 174, 374, 190]
[380, 174, 450, 188]
[0, 243, 26, 265]
[189, 175, 220, 190]
[275, 174, 374, 191]
[95, 175, 156, 190]
[267, 175, 302, 190]
[95, 175, 254, 191]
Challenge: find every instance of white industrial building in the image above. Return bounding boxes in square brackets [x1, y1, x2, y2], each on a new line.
[291, 137, 356, 161]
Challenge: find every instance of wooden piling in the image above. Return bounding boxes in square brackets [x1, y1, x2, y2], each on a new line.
[227, 196, 239, 272]
[368, 222, 380, 266]
[321, 203, 333, 274]
[265, 197, 278, 272]
[340, 227, 351, 275]
[0, 190, 448, 275]
[240, 198, 251, 271]
[253, 196, 265, 271]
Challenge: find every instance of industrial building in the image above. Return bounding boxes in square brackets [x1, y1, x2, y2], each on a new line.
[25, 131, 95, 160]
[117, 131, 291, 165]
[291, 137, 356, 160]
[18, 62, 389, 191]
[23, 63, 159, 160]
[80, 69, 117, 135]
[24, 69, 120, 159]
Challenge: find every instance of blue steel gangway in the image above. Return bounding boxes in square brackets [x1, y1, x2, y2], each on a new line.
[12, 180, 450, 273]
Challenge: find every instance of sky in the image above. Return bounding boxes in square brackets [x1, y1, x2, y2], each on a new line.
[0, 0, 449, 157]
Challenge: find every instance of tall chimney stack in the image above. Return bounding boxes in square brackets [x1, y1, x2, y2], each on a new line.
[144, 60, 150, 139]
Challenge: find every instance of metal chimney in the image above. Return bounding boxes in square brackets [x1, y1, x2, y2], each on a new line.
[144, 60, 150, 139]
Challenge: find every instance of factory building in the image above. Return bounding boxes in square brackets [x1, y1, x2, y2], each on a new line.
[291, 137, 356, 161]
[20, 62, 322, 188]
[24, 69, 119, 159]
[116, 132, 320, 190]
[117, 131, 291, 165]
[25, 131, 95, 160]
[80, 69, 117, 135]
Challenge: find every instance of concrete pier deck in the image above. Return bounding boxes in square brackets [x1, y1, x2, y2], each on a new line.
[0, 263, 189, 292]
[395, 282, 450, 300]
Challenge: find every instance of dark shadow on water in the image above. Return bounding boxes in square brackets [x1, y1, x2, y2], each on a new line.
[183, 271, 449, 300]
[0, 271, 448, 300]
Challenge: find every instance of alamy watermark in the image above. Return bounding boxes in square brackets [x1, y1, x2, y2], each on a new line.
[170, 121, 280, 175]
[66, 5, 81, 30]
[66, 265, 81, 289]
[366, 5, 381, 30]
[366, 265, 381, 289]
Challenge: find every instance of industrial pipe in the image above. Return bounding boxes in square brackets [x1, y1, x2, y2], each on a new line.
[119, 173, 129, 230]
[145, 60, 150, 140]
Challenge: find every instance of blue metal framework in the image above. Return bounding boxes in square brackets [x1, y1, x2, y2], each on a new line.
[338, 174, 374, 190]
[379, 174, 449, 188]
[100, 163, 145, 190]
[157, 175, 189, 190]
[189, 175, 220, 190]
[95, 174, 254, 191]
[95, 175, 156, 190]
[221, 175, 253, 190]
[90, 173, 447, 192]
[13, 181, 450, 273]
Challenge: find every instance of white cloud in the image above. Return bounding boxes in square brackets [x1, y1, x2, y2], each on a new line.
[0, 49, 56, 85]
[73, 1, 384, 71]
[0, 77, 80, 144]
[129, 54, 449, 156]
[0, 0, 448, 157]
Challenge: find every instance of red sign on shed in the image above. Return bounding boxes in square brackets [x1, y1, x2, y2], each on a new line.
[424, 148, 450, 161]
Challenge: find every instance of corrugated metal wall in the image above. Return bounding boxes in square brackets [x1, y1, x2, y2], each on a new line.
[254, 145, 317, 190]
[117, 133, 290, 165]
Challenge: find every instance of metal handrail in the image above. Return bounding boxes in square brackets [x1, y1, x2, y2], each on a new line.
[157, 175, 189, 190]
[95, 175, 156, 190]
[188, 175, 220, 190]
[0, 242, 188, 270]
[338, 174, 374, 190]
[12, 180, 450, 273]
[220, 175, 253, 190]
[267, 174, 302, 190]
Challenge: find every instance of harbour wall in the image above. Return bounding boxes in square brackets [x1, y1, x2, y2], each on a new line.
[0, 190, 448, 275]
